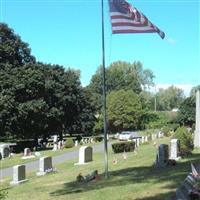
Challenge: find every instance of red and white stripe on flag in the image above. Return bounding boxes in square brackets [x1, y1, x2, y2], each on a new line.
[191, 162, 199, 177]
[109, 0, 165, 39]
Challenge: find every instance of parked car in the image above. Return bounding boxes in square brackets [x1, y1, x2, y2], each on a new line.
[118, 131, 140, 141]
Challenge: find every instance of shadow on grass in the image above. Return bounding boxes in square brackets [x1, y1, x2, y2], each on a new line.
[50, 152, 200, 200]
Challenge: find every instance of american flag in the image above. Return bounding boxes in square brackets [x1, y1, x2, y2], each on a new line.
[191, 162, 199, 177]
[109, 0, 165, 39]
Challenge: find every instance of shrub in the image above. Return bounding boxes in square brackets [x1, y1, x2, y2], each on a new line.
[76, 135, 82, 143]
[0, 190, 7, 200]
[173, 126, 193, 155]
[93, 136, 103, 142]
[161, 126, 171, 137]
[112, 141, 135, 153]
[64, 138, 74, 148]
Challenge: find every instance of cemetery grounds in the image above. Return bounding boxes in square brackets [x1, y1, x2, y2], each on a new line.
[1, 137, 200, 200]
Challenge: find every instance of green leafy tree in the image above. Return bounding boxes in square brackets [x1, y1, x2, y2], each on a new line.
[106, 90, 143, 132]
[0, 23, 96, 140]
[178, 96, 195, 126]
[88, 61, 155, 112]
[0, 23, 35, 66]
[156, 86, 185, 111]
[173, 126, 193, 154]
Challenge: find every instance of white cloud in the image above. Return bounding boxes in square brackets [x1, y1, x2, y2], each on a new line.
[166, 38, 178, 45]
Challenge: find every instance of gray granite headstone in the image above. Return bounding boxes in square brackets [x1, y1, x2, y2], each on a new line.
[155, 144, 169, 167]
[194, 89, 200, 147]
[0, 144, 10, 159]
[10, 165, 28, 186]
[36, 156, 53, 176]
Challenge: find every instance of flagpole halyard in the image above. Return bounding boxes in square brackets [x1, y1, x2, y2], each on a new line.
[101, 0, 109, 179]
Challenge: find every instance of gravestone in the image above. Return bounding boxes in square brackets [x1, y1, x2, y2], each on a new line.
[24, 148, 31, 156]
[52, 135, 58, 151]
[158, 131, 164, 138]
[22, 148, 35, 159]
[10, 165, 28, 186]
[75, 140, 78, 147]
[36, 156, 53, 176]
[133, 139, 137, 147]
[194, 89, 200, 147]
[75, 146, 93, 165]
[155, 144, 169, 167]
[136, 139, 140, 147]
[170, 139, 181, 160]
[144, 136, 148, 142]
[141, 136, 145, 143]
[58, 141, 62, 150]
[176, 173, 198, 200]
[151, 134, 156, 141]
[0, 144, 10, 159]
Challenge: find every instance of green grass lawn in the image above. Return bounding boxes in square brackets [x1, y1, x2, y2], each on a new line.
[0, 146, 82, 169]
[1, 137, 199, 200]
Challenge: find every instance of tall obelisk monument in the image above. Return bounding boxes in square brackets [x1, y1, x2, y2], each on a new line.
[194, 89, 200, 147]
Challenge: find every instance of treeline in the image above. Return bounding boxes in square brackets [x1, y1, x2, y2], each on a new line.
[0, 23, 198, 141]
[0, 23, 95, 140]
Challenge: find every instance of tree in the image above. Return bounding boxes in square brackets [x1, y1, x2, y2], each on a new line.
[0, 23, 35, 66]
[0, 23, 96, 140]
[88, 61, 155, 112]
[106, 90, 143, 132]
[178, 96, 195, 126]
[156, 86, 185, 111]
[190, 85, 200, 97]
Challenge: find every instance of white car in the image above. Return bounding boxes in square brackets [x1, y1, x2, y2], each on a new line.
[118, 131, 136, 141]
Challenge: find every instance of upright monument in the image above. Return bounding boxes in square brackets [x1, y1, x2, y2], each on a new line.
[194, 89, 200, 147]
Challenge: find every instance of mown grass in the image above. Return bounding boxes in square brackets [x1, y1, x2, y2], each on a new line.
[0, 145, 82, 169]
[1, 137, 199, 200]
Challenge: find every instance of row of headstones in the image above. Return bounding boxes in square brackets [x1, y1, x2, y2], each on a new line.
[151, 131, 164, 141]
[131, 131, 164, 147]
[176, 173, 198, 200]
[10, 146, 93, 186]
[155, 139, 180, 167]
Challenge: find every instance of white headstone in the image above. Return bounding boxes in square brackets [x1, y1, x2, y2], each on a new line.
[133, 139, 137, 147]
[170, 139, 181, 160]
[58, 141, 62, 150]
[0, 144, 10, 159]
[75, 146, 93, 165]
[141, 136, 145, 143]
[10, 165, 28, 186]
[36, 156, 53, 176]
[194, 90, 200, 147]
[144, 136, 148, 142]
[21, 148, 35, 159]
[52, 135, 58, 151]
[136, 139, 140, 147]
[24, 148, 31, 156]
[75, 140, 78, 147]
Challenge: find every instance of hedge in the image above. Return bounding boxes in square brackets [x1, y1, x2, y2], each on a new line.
[93, 136, 103, 142]
[112, 141, 135, 153]
[64, 138, 74, 148]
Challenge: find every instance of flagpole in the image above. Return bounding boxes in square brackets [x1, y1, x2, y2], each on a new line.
[101, 0, 108, 178]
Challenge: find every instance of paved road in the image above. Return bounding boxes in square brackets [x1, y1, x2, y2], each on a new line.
[0, 142, 111, 179]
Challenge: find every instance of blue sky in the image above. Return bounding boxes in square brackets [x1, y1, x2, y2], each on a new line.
[0, 0, 199, 95]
